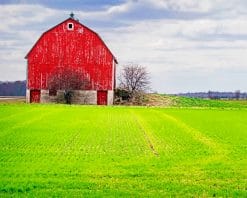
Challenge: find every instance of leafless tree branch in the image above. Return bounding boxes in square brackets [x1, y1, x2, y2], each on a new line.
[47, 67, 90, 104]
[118, 64, 150, 102]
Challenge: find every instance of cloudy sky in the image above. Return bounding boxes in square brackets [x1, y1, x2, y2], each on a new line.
[1, 0, 247, 93]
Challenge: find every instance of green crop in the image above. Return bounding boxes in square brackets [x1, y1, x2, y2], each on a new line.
[0, 104, 246, 197]
[172, 96, 247, 108]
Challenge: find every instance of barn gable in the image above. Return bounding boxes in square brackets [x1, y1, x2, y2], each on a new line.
[25, 16, 117, 105]
[25, 18, 117, 63]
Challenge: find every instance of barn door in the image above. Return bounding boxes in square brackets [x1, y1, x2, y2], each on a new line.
[30, 90, 41, 103]
[97, 91, 107, 105]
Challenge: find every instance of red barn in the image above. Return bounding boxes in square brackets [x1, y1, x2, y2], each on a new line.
[25, 14, 117, 105]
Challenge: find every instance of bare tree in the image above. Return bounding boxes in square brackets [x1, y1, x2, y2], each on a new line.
[48, 67, 90, 104]
[118, 64, 150, 103]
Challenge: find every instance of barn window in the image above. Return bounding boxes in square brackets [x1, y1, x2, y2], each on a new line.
[67, 23, 74, 30]
[49, 89, 57, 96]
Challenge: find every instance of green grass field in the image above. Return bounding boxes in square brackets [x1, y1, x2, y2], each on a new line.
[0, 103, 246, 197]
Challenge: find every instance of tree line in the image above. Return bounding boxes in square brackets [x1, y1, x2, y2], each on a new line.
[0, 81, 26, 96]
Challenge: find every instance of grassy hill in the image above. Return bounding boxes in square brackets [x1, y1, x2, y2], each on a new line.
[0, 104, 246, 197]
[145, 94, 247, 108]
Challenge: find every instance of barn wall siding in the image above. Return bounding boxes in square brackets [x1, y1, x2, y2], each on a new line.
[26, 18, 115, 91]
[26, 17, 117, 105]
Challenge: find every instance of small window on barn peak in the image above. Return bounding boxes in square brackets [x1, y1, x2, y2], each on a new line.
[67, 23, 74, 30]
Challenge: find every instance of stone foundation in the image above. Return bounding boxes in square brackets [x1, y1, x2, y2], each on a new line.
[41, 90, 97, 104]
[107, 90, 114, 105]
[26, 89, 114, 105]
[70, 90, 97, 105]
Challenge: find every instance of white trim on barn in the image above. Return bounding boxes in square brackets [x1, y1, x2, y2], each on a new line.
[26, 89, 30, 103]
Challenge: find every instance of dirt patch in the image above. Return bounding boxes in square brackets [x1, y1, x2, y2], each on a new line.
[144, 94, 175, 107]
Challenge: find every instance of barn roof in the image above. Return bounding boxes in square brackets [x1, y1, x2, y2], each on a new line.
[25, 17, 118, 64]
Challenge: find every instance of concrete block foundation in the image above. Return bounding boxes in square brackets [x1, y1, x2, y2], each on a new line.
[26, 89, 114, 105]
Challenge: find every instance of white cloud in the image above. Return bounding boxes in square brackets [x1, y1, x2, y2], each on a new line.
[0, 4, 58, 29]
[144, 0, 242, 14]
[100, 15, 247, 92]
[0, 1, 247, 92]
